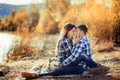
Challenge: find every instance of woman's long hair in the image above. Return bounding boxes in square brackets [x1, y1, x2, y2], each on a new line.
[55, 23, 75, 56]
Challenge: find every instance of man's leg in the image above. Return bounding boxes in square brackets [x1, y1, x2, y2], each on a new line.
[67, 54, 97, 68]
[79, 54, 97, 68]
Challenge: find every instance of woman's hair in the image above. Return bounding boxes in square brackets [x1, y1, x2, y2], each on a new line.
[55, 23, 75, 56]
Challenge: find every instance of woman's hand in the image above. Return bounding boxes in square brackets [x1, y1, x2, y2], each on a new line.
[72, 32, 81, 45]
[58, 63, 62, 68]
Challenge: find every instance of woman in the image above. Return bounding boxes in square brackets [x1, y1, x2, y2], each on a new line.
[29, 23, 76, 74]
[56, 23, 76, 63]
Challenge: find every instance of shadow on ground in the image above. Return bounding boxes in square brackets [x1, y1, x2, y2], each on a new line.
[30, 65, 119, 80]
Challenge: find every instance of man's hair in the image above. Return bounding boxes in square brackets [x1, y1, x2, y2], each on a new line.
[77, 24, 88, 34]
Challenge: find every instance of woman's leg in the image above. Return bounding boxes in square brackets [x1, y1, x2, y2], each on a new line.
[37, 65, 85, 78]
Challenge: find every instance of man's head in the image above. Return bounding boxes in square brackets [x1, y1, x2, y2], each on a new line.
[76, 24, 88, 37]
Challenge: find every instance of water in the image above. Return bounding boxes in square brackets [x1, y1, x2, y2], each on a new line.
[0, 33, 21, 62]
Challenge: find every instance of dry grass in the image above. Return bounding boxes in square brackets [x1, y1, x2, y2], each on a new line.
[7, 40, 36, 61]
[87, 48, 120, 80]
[7, 33, 58, 61]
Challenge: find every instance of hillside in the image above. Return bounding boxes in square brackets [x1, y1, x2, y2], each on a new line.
[0, 4, 19, 17]
[0, 3, 45, 17]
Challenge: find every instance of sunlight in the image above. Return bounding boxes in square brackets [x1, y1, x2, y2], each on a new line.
[0, 0, 43, 5]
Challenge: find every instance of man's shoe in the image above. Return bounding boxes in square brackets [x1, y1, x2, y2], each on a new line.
[89, 67, 105, 75]
[21, 72, 37, 79]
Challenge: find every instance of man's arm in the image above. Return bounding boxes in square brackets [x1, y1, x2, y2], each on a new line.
[84, 41, 91, 57]
[62, 42, 85, 66]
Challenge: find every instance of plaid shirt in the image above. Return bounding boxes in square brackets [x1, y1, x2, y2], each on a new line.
[62, 36, 91, 66]
[58, 37, 73, 63]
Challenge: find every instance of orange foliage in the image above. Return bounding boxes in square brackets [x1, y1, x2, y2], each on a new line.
[59, 0, 115, 51]
[0, 0, 119, 51]
[35, 10, 58, 34]
[59, 1, 113, 27]
[46, 0, 70, 22]
[13, 9, 27, 25]
[0, 5, 39, 33]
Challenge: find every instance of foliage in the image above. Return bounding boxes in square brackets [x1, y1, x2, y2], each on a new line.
[0, 0, 120, 51]
[7, 39, 36, 61]
[112, 0, 120, 43]
[0, 5, 39, 33]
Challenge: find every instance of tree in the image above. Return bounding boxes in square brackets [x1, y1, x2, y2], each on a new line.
[113, 0, 120, 43]
[46, 0, 70, 22]
[28, 5, 40, 32]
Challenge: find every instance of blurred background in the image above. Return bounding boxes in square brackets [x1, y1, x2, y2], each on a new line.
[0, 0, 120, 79]
[0, 0, 119, 42]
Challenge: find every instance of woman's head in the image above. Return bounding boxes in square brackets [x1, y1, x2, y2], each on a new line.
[60, 23, 76, 39]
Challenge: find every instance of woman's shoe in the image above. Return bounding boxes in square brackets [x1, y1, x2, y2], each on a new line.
[21, 72, 37, 79]
[0, 71, 4, 76]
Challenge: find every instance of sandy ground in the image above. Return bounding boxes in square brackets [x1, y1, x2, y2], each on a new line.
[0, 34, 120, 80]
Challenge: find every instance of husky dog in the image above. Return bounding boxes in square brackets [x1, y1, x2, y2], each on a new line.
[30, 58, 60, 74]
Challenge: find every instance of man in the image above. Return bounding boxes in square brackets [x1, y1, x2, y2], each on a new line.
[62, 24, 97, 68]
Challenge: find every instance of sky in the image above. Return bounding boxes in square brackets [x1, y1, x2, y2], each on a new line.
[0, 0, 112, 8]
[0, 0, 43, 5]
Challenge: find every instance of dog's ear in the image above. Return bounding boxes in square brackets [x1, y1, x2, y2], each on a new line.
[49, 59, 60, 70]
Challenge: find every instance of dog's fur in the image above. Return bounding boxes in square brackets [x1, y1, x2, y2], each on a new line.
[30, 58, 60, 74]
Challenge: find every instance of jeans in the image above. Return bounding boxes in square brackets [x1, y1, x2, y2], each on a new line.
[37, 65, 86, 78]
[37, 54, 97, 78]
[68, 54, 97, 68]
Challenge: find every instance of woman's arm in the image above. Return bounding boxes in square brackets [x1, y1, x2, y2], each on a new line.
[62, 39, 73, 56]
[58, 38, 73, 63]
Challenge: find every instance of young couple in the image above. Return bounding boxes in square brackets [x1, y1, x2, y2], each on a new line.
[21, 23, 98, 79]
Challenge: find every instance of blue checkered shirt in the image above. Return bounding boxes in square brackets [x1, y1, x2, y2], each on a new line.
[58, 37, 73, 63]
[62, 36, 91, 66]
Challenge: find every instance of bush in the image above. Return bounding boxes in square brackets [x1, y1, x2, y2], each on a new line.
[0, 5, 39, 33]
[59, 1, 115, 51]
[35, 10, 58, 34]
[8, 40, 36, 61]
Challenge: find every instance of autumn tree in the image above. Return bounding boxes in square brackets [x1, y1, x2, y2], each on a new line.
[113, 0, 120, 43]
[28, 5, 39, 32]
[46, 0, 70, 22]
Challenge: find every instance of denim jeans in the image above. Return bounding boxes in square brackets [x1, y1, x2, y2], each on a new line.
[68, 54, 97, 68]
[37, 65, 86, 78]
[37, 54, 97, 78]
